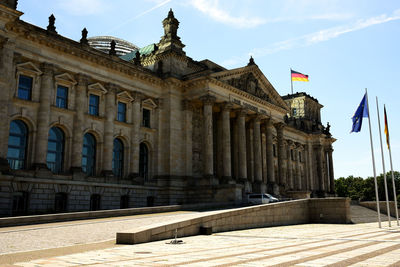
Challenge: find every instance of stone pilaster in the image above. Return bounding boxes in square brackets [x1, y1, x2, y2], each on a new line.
[102, 83, 117, 175]
[328, 147, 335, 193]
[0, 38, 14, 168]
[182, 100, 193, 177]
[221, 102, 233, 182]
[34, 63, 54, 168]
[130, 92, 143, 177]
[265, 119, 275, 184]
[201, 95, 215, 177]
[237, 109, 247, 182]
[71, 74, 89, 171]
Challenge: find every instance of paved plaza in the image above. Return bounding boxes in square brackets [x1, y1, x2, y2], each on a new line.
[1, 205, 400, 266]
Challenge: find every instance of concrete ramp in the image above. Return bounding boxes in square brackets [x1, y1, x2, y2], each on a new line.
[117, 198, 350, 244]
[351, 204, 397, 224]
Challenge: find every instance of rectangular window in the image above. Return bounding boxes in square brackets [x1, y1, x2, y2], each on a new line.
[292, 108, 297, 116]
[117, 102, 126, 122]
[273, 144, 277, 157]
[291, 149, 294, 160]
[89, 94, 99, 116]
[17, 75, 33, 100]
[56, 85, 68, 109]
[142, 108, 150, 128]
[299, 151, 302, 162]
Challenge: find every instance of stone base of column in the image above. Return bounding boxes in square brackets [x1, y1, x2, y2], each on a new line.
[314, 190, 326, 198]
[272, 183, 281, 196]
[101, 170, 114, 177]
[238, 179, 252, 193]
[252, 181, 266, 193]
[70, 166, 83, 174]
[221, 176, 235, 185]
[197, 175, 219, 186]
[32, 163, 48, 170]
[0, 157, 10, 173]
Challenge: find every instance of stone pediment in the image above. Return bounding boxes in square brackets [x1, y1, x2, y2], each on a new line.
[211, 66, 288, 111]
[55, 73, 77, 85]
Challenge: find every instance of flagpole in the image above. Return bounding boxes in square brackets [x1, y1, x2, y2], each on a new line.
[388, 143, 400, 226]
[365, 89, 381, 228]
[376, 97, 391, 227]
[290, 68, 293, 94]
[386, 105, 400, 226]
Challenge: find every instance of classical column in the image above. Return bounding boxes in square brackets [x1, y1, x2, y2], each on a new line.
[316, 145, 325, 192]
[294, 147, 300, 190]
[202, 95, 216, 177]
[0, 38, 14, 168]
[328, 147, 335, 193]
[182, 100, 193, 177]
[34, 63, 53, 167]
[130, 92, 143, 176]
[246, 121, 254, 182]
[102, 83, 116, 175]
[304, 144, 310, 190]
[287, 143, 293, 190]
[261, 125, 267, 183]
[275, 123, 285, 186]
[71, 74, 88, 170]
[221, 103, 232, 181]
[253, 116, 262, 183]
[265, 119, 275, 184]
[232, 116, 239, 180]
[237, 109, 247, 181]
[307, 143, 315, 191]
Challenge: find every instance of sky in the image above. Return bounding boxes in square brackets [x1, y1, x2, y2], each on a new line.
[16, 0, 400, 179]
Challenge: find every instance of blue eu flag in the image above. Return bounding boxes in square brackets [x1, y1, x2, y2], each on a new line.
[351, 93, 369, 133]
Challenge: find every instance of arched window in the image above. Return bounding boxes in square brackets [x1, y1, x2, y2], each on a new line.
[139, 143, 149, 180]
[7, 120, 28, 170]
[112, 138, 124, 177]
[82, 133, 96, 176]
[46, 127, 65, 173]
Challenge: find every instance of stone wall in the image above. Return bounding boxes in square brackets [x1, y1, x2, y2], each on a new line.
[117, 197, 350, 244]
[360, 201, 398, 218]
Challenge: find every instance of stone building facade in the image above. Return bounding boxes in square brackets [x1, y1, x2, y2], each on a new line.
[0, 2, 335, 216]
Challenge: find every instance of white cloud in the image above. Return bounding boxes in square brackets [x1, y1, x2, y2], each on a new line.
[188, 0, 353, 28]
[104, 0, 171, 35]
[58, 0, 108, 16]
[189, 0, 266, 29]
[135, 0, 172, 19]
[251, 9, 400, 58]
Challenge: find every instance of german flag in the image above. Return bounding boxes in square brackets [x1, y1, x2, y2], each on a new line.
[291, 70, 309, 82]
[384, 105, 390, 149]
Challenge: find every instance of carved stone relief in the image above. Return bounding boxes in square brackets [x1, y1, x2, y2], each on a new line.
[225, 73, 271, 102]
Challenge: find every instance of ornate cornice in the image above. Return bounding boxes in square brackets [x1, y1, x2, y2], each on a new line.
[6, 20, 164, 87]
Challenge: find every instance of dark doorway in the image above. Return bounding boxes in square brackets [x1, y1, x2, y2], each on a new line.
[90, 194, 101, 211]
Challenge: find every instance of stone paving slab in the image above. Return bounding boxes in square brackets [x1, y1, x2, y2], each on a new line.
[11, 221, 400, 267]
[3, 204, 400, 266]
